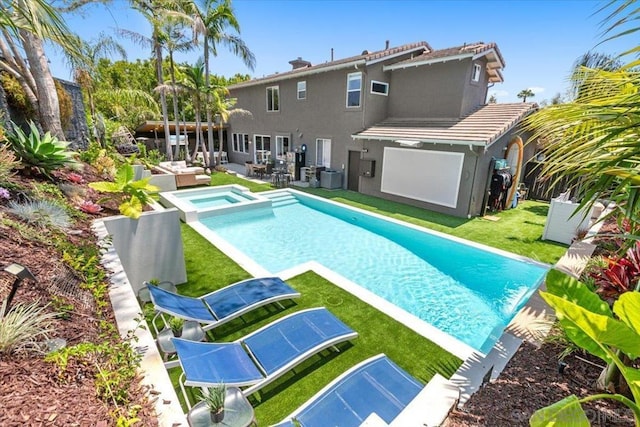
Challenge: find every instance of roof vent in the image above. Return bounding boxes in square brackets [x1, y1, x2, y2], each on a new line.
[361, 50, 370, 55]
[288, 57, 312, 70]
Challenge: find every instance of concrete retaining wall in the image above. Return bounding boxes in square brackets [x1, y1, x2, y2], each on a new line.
[101, 209, 187, 294]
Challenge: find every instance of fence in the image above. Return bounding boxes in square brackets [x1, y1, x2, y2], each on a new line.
[523, 161, 574, 202]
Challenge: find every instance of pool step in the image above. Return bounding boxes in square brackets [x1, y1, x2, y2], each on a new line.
[267, 192, 297, 208]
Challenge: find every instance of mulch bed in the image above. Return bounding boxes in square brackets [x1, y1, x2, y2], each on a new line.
[0, 167, 157, 426]
[446, 327, 635, 425]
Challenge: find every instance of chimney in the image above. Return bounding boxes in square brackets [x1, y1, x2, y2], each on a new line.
[331, 48, 334, 62]
[385, 40, 390, 50]
[288, 57, 312, 70]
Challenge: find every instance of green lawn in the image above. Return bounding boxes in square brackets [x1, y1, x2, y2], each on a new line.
[177, 225, 461, 424]
[209, 172, 567, 265]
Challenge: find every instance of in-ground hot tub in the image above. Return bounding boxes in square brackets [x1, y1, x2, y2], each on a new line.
[159, 185, 270, 222]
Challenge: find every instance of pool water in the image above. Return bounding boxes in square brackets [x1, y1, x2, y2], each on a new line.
[188, 194, 244, 208]
[199, 191, 548, 353]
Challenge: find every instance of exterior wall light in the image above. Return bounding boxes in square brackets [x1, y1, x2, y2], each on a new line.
[2, 263, 36, 315]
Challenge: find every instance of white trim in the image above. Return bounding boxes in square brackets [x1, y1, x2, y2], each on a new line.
[275, 135, 290, 159]
[351, 133, 487, 147]
[346, 72, 362, 108]
[296, 80, 306, 100]
[370, 80, 389, 96]
[266, 85, 279, 112]
[472, 47, 504, 69]
[383, 52, 474, 71]
[471, 63, 482, 82]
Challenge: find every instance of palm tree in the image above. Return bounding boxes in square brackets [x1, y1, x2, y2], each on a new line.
[0, 0, 81, 138]
[209, 84, 251, 167]
[516, 88, 535, 103]
[524, 0, 640, 237]
[181, 60, 209, 162]
[188, 0, 255, 167]
[70, 33, 127, 144]
[125, 0, 189, 160]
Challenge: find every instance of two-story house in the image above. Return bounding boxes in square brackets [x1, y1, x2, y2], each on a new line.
[226, 41, 536, 218]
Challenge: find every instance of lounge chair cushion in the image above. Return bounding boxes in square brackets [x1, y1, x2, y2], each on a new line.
[203, 277, 297, 319]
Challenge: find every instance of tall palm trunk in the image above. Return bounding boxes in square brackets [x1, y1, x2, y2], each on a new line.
[168, 49, 183, 161]
[154, 40, 172, 161]
[203, 34, 215, 168]
[20, 30, 63, 139]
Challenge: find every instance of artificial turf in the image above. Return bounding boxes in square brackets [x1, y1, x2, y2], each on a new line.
[177, 225, 461, 424]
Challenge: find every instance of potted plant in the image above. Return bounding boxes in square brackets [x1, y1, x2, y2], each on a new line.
[168, 316, 184, 337]
[200, 383, 226, 423]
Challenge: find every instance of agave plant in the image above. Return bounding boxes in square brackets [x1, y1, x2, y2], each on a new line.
[6, 121, 77, 179]
[0, 300, 58, 354]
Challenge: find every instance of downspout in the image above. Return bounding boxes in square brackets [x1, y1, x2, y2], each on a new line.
[466, 146, 480, 218]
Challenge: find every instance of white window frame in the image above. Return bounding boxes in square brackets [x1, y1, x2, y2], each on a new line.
[254, 134, 271, 163]
[316, 138, 331, 168]
[346, 72, 362, 108]
[232, 133, 249, 153]
[297, 81, 306, 100]
[275, 135, 290, 160]
[370, 80, 389, 96]
[266, 86, 279, 111]
[471, 64, 482, 82]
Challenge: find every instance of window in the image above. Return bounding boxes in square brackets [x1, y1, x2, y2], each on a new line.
[266, 86, 279, 111]
[472, 64, 482, 82]
[255, 135, 271, 163]
[316, 138, 331, 167]
[232, 133, 249, 153]
[370, 80, 389, 96]
[297, 81, 306, 100]
[346, 72, 362, 107]
[275, 135, 290, 159]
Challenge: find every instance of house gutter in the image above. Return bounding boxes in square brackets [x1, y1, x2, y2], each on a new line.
[351, 134, 487, 147]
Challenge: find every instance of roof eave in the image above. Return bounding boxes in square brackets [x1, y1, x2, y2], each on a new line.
[383, 52, 474, 71]
[366, 45, 430, 66]
[229, 59, 367, 90]
[351, 133, 487, 147]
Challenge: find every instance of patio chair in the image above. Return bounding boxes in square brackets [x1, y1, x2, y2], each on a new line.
[147, 277, 300, 335]
[274, 354, 423, 427]
[171, 307, 358, 407]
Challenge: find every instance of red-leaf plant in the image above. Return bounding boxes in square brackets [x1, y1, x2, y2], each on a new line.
[590, 241, 640, 299]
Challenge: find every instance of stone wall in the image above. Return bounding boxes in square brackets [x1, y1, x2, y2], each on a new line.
[0, 76, 89, 150]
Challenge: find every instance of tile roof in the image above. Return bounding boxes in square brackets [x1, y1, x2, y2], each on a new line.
[352, 103, 537, 147]
[385, 42, 505, 82]
[229, 42, 430, 89]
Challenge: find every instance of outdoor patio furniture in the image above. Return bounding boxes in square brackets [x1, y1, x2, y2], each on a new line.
[273, 354, 423, 427]
[187, 387, 255, 427]
[172, 307, 358, 407]
[147, 277, 300, 334]
[157, 320, 205, 362]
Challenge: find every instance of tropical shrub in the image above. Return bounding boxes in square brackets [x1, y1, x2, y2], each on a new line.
[588, 242, 640, 300]
[6, 121, 77, 178]
[89, 163, 158, 219]
[93, 149, 117, 179]
[530, 269, 640, 426]
[0, 300, 58, 354]
[8, 199, 72, 230]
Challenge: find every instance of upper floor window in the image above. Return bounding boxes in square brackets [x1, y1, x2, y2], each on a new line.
[232, 133, 249, 153]
[471, 64, 482, 82]
[346, 72, 362, 108]
[297, 81, 306, 100]
[267, 86, 279, 111]
[370, 80, 389, 96]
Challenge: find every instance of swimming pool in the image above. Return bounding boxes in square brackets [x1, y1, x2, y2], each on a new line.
[190, 189, 549, 354]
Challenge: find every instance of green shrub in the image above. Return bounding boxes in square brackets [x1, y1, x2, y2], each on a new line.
[8, 199, 72, 230]
[0, 300, 57, 354]
[6, 121, 77, 179]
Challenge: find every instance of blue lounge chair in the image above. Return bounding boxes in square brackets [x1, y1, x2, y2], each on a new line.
[274, 354, 423, 427]
[172, 307, 358, 407]
[147, 276, 300, 334]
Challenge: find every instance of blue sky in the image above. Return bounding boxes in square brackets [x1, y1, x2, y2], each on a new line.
[49, 0, 632, 104]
